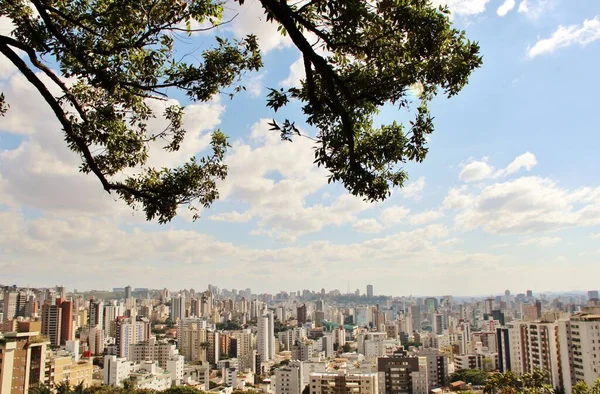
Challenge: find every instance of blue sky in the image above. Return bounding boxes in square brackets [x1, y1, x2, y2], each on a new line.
[1, 0, 600, 296]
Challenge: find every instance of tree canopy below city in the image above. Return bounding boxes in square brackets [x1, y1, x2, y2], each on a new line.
[450, 369, 489, 386]
[0, 0, 481, 223]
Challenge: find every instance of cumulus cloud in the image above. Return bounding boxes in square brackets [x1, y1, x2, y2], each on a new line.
[0, 209, 500, 293]
[528, 16, 600, 58]
[245, 72, 265, 98]
[450, 176, 600, 234]
[280, 56, 305, 88]
[518, 0, 554, 19]
[497, 0, 516, 16]
[214, 119, 375, 241]
[409, 210, 444, 226]
[227, 0, 292, 53]
[498, 152, 538, 176]
[459, 152, 538, 182]
[403, 177, 426, 200]
[459, 158, 495, 182]
[210, 210, 253, 223]
[380, 206, 411, 226]
[353, 219, 384, 234]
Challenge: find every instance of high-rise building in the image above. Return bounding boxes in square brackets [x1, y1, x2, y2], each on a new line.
[497, 327, 511, 373]
[559, 308, 600, 392]
[115, 317, 151, 358]
[42, 301, 62, 347]
[521, 322, 562, 389]
[170, 294, 186, 322]
[377, 353, 420, 394]
[297, 304, 307, 326]
[418, 348, 448, 389]
[89, 298, 104, 327]
[56, 285, 67, 299]
[424, 298, 437, 315]
[2, 288, 27, 322]
[275, 360, 304, 394]
[58, 298, 74, 345]
[257, 313, 270, 362]
[0, 326, 49, 394]
[367, 285, 374, 299]
[125, 286, 132, 299]
[268, 311, 275, 360]
[356, 306, 370, 327]
[104, 301, 122, 336]
[587, 290, 599, 301]
[309, 372, 378, 394]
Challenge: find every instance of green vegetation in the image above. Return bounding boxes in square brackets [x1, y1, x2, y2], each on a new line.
[450, 369, 489, 386]
[274, 320, 292, 333]
[0, 0, 481, 223]
[403, 341, 422, 348]
[572, 380, 600, 394]
[483, 370, 554, 394]
[216, 320, 242, 331]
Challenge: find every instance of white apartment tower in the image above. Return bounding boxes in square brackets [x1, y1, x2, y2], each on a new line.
[257, 313, 270, 362]
[521, 322, 562, 389]
[559, 309, 600, 393]
[276, 360, 304, 394]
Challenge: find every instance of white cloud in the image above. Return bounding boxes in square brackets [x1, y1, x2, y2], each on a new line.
[0, 209, 506, 294]
[459, 152, 538, 182]
[451, 176, 600, 234]
[528, 16, 600, 58]
[409, 210, 444, 226]
[380, 206, 411, 226]
[216, 119, 374, 241]
[430, 0, 491, 16]
[443, 186, 473, 210]
[403, 177, 426, 200]
[518, 0, 554, 19]
[210, 210, 253, 223]
[280, 56, 305, 88]
[590, 233, 600, 240]
[353, 219, 384, 234]
[459, 158, 495, 182]
[498, 152, 538, 177]
[519, 236, 561, 246]
[497, 0, 516, 16]
[439, 237, 464, 247]
[227, 0, 292, 53]
[246, 72, 265, 98]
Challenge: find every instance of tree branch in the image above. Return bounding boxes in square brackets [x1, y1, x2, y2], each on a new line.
[259, 0, 358, 166]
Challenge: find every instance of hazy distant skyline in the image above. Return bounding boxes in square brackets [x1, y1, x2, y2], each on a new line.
[1, 1, 600, 295]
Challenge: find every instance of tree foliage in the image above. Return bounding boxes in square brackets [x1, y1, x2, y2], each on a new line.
[0, 0, 481, 222]
[483, 370, 555, 394]
[450, 369, 488, 386]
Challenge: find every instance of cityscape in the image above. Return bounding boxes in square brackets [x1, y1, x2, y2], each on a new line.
[1, 0, 600, 393]
[1, 284, 600, 394]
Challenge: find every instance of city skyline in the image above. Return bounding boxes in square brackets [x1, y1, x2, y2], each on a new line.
[1, 282, 597, 300]
[2, 1, 600, 294]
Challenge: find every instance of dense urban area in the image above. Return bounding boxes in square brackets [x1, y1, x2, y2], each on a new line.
[1, 284, 599, 394]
